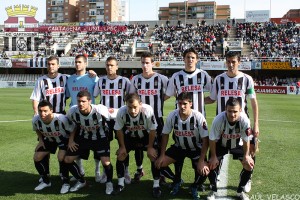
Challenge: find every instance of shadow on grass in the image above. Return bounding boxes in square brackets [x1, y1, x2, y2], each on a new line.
[0, 170, 205, 200]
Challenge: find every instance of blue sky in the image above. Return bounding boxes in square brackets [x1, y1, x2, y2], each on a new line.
[0, 0, 299, 23]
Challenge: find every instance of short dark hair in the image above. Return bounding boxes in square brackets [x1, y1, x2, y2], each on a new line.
[38, 100, 53, 110]
[141, 52, 154, 63]
[75, 55, 87, 63]
[225, 98, 241, 108]
[125, 93, 141, 104]
[225, 51, 241, 61]
[183, 47, 199, 59]
[47, 56, 59, 64]
[77, 90, 91, 100]
[177, 92, 192, 102]
[106, 56, 118, 65]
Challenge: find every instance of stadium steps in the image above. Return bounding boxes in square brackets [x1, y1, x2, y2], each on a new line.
[242, 43, 252, 57]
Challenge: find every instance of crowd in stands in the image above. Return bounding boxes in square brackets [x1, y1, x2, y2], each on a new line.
[69, 24, 149, 61]
[236, 21, 300, 58]
[253, 76, 299, 86]
[151, 21, 230, 61]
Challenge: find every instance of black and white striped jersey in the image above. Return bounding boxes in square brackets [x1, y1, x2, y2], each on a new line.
[129, 73, 168, 118]
[67, 104, 110, 140]
[32, 113, 75, 143]
[30, 73, 68, 113]
[162, 109, 208, 151]
[114, 104, 157, 138]
[209, 72, 256, 115]
[209, 111, 251, 149]
[94, 75, 130, 110]
[166, 69, 211, 116]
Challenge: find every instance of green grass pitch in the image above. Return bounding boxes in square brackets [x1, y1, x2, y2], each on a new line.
[0, 88, 299, 200]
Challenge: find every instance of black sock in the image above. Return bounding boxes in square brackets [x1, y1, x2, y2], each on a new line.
[104, 163, 113, 182]
[67, 162, 84, 182]
[116, 159, 126, 178]
[34, 159, 50, 184]
[135, 149, 144, 171]
[151, 161, 160, 180]
[237, 168, 252, 193]
[208, 169, 218, 192]
[41, 154, 50, 175]
[59, 161, 69, 184]
[173, 160, 184, 183]
[160, 167, 175, 181]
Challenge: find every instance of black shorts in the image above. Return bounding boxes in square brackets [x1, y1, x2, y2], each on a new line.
[66, 137, 110, 160]
[36, 138, 68, 154]
[124, 136, 158, 153]
[214, 140, 244, 161]
[165, 145, 201, 163]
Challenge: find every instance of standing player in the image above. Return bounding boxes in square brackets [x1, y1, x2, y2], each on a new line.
[155, 92, 210, 200]
[93, 56, 131, 184]
[30, 56, 68, 115]
[66, 54, 100, 181]
[165, 47, 212, 194]
[207, 98, 254, 200]
[32, 100, 75, 194]
[205, 51, 259, 193]
[64, 91, 114, 195]
[113, 93, 161, 198]
[129, 52, 174, 184]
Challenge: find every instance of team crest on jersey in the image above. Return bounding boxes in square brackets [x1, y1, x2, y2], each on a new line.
[55, 124, 60, 131]
[93, 119, 98, 125]
[238, 82, 242, 90]
[197, 78, 201, 84]
[73, 80, 76, 83]
[154, 80, 158, 86]
[245, 128, 252, 136]
[202, 122, 208, 130]
[118, 82, 122, 89]
[174, 123, 178, 128]
[235, 127, 240, 134]
[190, 122, 194, 130]
[139, 119, 144, 125]
[60, 79, 64, 87]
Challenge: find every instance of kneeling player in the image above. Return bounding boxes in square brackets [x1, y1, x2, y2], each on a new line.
[32, 100, 75, 194]
[64, 91, 114, 195]
[207, 98, 254, 200]
[113, 93, 161, 198]
[155, 92, 210, 200]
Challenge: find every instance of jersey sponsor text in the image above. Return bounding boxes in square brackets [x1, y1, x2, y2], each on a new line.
[174, 130, 195, 137]
[137, 89, 158, 96]
[180, 85, 202, 92]
[45, 87, 65, 96]
[102, 89, 121, 95]
[220, 89, 242, 97]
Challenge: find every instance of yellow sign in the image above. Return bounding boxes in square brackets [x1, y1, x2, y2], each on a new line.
[261, 62, 293, 70]
[6, 5, 37, 17]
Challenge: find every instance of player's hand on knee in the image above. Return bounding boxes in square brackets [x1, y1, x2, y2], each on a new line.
[208, 156, 219, 170]
[117, 147, 127, 161]
[242, 155, 254, 171]
[147, 147, 157, 161]
[197, 160, 210, 176]
[68, 141, 78, 152]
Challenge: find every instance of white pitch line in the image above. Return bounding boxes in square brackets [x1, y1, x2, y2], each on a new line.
[0, 119, 31, 123]
[215, 154, 234, 200]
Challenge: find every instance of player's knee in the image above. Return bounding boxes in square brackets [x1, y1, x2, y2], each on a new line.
[64, 156, 74, 164]
[33, 153, 45, 162]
